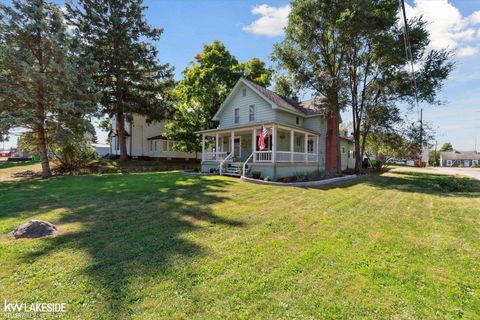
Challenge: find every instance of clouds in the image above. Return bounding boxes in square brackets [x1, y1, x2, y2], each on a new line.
[404, 0, 480, 57]
[243, 1, 480, 57]
[242, 4, 290, 37]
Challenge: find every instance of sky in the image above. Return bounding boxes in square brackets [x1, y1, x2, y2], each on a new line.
[2, 0, 480, 151]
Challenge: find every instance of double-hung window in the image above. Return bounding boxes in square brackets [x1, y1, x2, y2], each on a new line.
[249, 105, 255, 122]
[234, 108, 240, 124]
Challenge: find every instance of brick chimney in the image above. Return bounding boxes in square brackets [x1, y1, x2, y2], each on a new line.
[325, 111, 339, 173]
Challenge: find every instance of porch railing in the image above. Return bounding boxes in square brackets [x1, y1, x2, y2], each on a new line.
[219, 153, 233, 176]
[255, 151, 273, 162]
[202, 152, 228, 161]
[275, 151, 318, 163]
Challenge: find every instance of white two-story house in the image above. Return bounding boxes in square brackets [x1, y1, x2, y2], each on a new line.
[199, 78, 354, 178]
[109, 114, 199, 161]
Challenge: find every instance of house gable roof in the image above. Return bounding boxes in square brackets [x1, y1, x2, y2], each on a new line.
[212, 78, 327, 121]
[440, 151, 480, 160]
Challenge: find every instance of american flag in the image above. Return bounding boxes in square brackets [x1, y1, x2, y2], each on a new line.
[258, 125, 268, 150]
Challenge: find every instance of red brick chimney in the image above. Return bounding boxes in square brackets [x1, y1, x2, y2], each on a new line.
[325, 111, 339, 173]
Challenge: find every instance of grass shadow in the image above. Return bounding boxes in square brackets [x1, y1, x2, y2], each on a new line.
[1, 172, 242, 318]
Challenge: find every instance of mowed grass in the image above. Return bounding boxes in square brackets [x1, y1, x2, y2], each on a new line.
[0, 169, 479, 319]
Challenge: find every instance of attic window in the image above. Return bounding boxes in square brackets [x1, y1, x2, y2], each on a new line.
[296, 117, 300, 125]
[242, 88, 247, 97]
[249, 105, 255, 122]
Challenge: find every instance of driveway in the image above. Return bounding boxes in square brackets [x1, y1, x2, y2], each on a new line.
[432, 167, 480, 180]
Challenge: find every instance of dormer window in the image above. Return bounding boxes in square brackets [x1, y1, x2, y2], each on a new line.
[234, 108, 240, 124]
[242, 88, 247, 97]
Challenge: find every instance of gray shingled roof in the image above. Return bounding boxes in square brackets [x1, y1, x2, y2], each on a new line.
[441, 151, 480, 160]
[243, 78, 327, 116]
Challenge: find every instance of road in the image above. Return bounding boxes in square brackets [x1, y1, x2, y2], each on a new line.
[392, 166, 480, 181]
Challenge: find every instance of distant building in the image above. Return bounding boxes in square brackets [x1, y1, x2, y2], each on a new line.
[440, 151, 480, 167]
[91, 143, 110, 157]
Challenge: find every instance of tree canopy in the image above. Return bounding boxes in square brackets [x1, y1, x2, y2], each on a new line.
[0, 0, 97, 177]
[66, 0, 175, 160]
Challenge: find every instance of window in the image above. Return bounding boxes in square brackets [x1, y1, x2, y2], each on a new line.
[249, 105, 255, 122]
[154, 141, 158, 151]
[295, 136, 302, 146]
[307, 139, 314, 153]
[446, 160, 452, 166]
[473, 160, 479, 166]
[162, 140, 168, 152]
[296, 117, 300, 125]
[234, 108, 240, 124]
[169, 141, 175, 151]
[242, 88, 247, 96]
[149, 141, 153, 151]
[342, 147, 346, 153]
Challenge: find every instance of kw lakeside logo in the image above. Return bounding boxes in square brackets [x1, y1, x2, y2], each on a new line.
[3, 300, 67, 318]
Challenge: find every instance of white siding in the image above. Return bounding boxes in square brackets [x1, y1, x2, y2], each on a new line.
[217, 84, 275, 128]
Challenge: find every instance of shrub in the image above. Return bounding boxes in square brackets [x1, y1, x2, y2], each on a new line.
[252, 171, 261, 179]
[264, 176, 270, 181]
[437, 178, 474, 192]
[294, 172, 307, 182]
[54, 142, 96, 173]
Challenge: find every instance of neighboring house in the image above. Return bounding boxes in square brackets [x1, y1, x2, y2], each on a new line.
[440, 150, 480, 167]
[91, 143, 110, 157]
[109, 114, 198, 161]
[199, 78, 354, 178]
[0, 150, 12, 157]
[340, 135, 355, 170]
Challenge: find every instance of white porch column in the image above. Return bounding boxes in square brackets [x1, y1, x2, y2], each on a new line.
[215, 133, 219, 161]
[304, 133, 309, 162]
[252, 127, 257, 163]
[272, 124, 277, 163]
[202, 134, 205, 161]
[290, 129, 294, 162]
[230, 131, 234, 157]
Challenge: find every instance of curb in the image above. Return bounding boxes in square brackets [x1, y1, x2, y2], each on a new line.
[240, 174, 359, 187]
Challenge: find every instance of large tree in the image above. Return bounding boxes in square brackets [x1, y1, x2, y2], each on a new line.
[66, 0, 175, 161]
[273, 0, 352, 174]
[343, 0, 453, 173]
[165, 41, 273, 153]
[0, 0, 97, 178]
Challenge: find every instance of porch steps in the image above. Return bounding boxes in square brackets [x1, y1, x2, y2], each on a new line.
[222, 163, 242, 177]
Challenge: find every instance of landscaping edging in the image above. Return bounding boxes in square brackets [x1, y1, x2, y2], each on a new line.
[240, 174, 358, 187]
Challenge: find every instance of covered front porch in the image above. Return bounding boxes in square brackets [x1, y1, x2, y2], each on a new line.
[200, 123, 320, 176]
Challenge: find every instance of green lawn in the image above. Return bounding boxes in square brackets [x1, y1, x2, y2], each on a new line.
[1, 169, 479, 319]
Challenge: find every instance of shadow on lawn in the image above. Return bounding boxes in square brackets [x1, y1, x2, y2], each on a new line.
[313, 170, 480, 197]
[2, 172, 241, 318]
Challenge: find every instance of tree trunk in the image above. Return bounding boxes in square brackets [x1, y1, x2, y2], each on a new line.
[36, 122, 51, 179]
[116, 112, 129, 161]
[325, 110, 341, 175]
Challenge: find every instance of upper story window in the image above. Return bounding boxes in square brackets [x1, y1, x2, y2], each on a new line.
[234, 108, 240, 124]
[249, 105, 255, 122]
[242, 88, 247, 97]
[296, 117, 300, 125]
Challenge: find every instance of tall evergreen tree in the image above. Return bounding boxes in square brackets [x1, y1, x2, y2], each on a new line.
[165, 41, 273, 153]
[66, 0, 175, 161]
[0, 0, 97, 178]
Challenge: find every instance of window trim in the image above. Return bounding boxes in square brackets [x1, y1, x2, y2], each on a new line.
[234, 108, 240, 124]
[249, 104, 255, 122]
